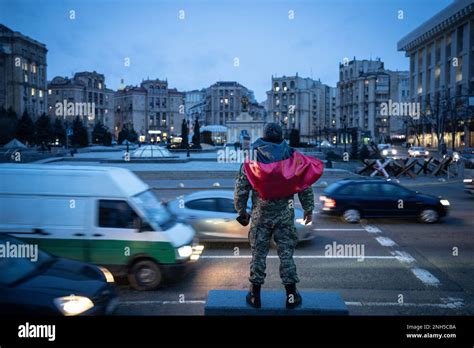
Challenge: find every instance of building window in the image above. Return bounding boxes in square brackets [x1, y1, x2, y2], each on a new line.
[455, 57, 463, 82]
[48, 89, 52, 95]
[31, 64, 37, 73]
[274, 82, 280, 92]
[31, 88, 35, 96]
[98, 82, 103, 89]
[39, 90, 43, 98]
[24, 73, 28, 83]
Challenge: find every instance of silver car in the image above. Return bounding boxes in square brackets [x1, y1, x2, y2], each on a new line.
[167, 190, 315, 243]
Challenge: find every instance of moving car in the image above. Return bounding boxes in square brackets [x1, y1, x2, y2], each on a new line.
[408, 146, 429, 158]
[463, 178, 474, 195]
[0, 234, 117, 316]
[461, 147, 474, 168]
[378, 144, 397, 157]
[319, 179, 449, 223]
[167, 190, 314, 243]
[0, 164, 203, 291]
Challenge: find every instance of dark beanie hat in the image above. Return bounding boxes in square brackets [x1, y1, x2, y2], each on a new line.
[263, 123, 283, 143]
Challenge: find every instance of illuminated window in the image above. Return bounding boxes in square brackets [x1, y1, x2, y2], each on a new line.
[24, 74, 28, 83]
[39, 90, 43, 98]
[98, 82, 103, 89]
[48, 89, 52, 95]
[31, 88, 35, 96]
[31, 64, 37, 73]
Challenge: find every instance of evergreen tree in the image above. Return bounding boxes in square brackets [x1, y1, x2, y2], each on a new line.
[35, 113, 53, 146]
[52, 117, 66, 146]
[289, 128, 300, 147]
[103, 131, 112, 146]
[181, 119, 189, 149]
[191, 118, 201, 149]
[16, 110, 35, 145]
[71, 116, 89, 147]
[91, 121, 107, 144]
[128, 128, 138, 143]
[350, 128, 359, 160]
[0, 107, 18, 145]
[118, 126, 129, 145]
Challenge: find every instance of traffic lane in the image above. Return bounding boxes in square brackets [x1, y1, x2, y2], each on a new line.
[368, 183, 474, 297]
[115, 256, 471, 316]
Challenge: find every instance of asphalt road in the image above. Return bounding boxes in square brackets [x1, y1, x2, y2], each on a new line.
[115, 181, 473, 316]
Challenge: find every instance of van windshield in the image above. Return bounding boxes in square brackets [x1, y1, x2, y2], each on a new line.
[132, 190, 173, 229]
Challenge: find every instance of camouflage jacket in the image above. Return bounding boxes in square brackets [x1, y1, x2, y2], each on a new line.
[234, 164, 314, 227]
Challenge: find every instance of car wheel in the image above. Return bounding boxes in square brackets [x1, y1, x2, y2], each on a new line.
[128, 260, 162, 291]
[342, 209, 361, 223]
[419, 208, 439, 223]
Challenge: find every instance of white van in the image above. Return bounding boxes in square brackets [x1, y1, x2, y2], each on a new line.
[0, 164, 203, 290]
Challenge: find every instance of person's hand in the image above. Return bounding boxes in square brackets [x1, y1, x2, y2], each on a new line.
[303, 211, 313, 225]
[237, 212, 250, 226]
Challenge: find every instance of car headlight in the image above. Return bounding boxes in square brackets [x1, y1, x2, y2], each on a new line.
[392, 149, 397, 155]
[54, 295, 94, 316]
[463, 179, 473, 183]
[178, 245, 193, 258]
[425, 151, 429, 155]
[99, 266, 115, 283]
[382, 150, 388, 155]
[440, 199, 450, 206]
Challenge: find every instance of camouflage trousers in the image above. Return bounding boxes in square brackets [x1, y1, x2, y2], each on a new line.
[248, 222, 299, 285]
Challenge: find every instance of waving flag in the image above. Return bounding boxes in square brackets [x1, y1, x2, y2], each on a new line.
[243, 139, 324, 200]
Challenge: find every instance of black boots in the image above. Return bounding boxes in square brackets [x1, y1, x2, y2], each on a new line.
[285, 283, 302, 309]
[246, 283, 301, 309]
[246, 283, 261, 308]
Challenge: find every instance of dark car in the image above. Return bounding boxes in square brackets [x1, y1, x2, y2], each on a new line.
[464, 178, 474, 195]
[461, 148, 474, 168]
[0, 235, 117, 316]
[319, 179, 449, 223]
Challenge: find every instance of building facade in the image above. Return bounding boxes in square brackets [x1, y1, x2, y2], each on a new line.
[114, 79, 185, 142]
[47, 71, 112, 137]
[204, 81, 255, 126]
[0, 24, 47, 118]
[336, 58, 410, 144]
[114, 86, 147, 140]
[184, 89, 206, 123]
[266, 74, 334, 143]
[397, 0, 474, 148]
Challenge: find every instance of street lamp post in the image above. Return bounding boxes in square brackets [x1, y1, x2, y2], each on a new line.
[342, 116, 348, 152]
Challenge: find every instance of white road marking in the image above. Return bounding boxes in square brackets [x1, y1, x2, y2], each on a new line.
[200, 255, 396, 260]
[364, 225, 382, 233]
[345, 299, 463, 309]
[119, 298, 464, 309]
[375, 236, 398, 247]
[119, 300, 206, 305]
[392, 250, 416, 263]
[313, 228, 366, 231]
[410, 268, 441, 287]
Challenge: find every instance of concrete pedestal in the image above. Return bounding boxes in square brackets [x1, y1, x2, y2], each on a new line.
[205, 290, 349, 316]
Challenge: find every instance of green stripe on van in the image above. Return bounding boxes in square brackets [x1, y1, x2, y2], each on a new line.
[19, 237, 177, 265]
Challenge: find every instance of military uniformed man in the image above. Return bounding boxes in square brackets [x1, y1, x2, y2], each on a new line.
[234, 123, 314, 309]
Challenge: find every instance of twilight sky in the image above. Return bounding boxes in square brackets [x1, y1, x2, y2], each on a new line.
[0, 0, 451, 101]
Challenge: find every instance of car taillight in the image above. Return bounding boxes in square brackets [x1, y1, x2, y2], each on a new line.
[323, 198, 336, 209]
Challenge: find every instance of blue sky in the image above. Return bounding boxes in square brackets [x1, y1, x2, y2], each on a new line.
[0, 0, 452, 101]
